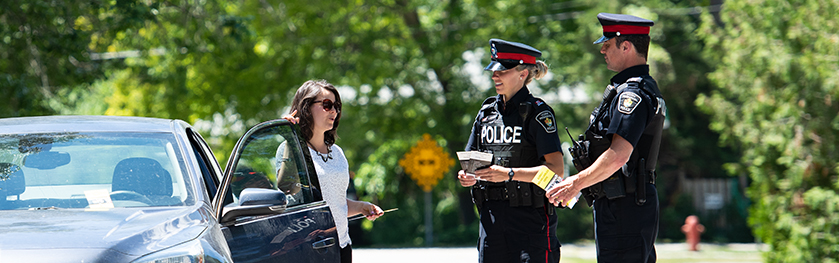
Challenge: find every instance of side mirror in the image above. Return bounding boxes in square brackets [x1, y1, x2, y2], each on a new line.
[239, 188, 288, 207]
[220, 188, 288, 224]
[24, 151, 71, 169]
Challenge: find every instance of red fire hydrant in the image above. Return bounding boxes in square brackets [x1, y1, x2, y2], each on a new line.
[681, 215, 705, 251]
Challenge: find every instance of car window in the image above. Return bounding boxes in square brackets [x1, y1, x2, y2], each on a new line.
[226, 125, 314, 207]
[0, 132, 194, 210]
[186, 129, 222, 200]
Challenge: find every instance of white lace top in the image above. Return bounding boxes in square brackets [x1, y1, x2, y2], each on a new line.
[309, 144, 351, 248]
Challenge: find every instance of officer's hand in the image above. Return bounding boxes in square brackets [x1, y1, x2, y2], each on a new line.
[475, 165, 506, 183]
[282, 110, 300, 124]
[457, 170, 477, 187]
[546, 175, 580, 207]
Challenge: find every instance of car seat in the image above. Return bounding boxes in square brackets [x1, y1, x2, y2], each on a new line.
[0, 163, 25, 209]
[112, 158, 173, 204]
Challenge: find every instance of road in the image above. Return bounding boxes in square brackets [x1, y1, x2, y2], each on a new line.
[354, 243, 767, 263]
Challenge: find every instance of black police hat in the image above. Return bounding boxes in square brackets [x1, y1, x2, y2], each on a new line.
[593, 13, 654, 44]
[484, 38, 542, 71]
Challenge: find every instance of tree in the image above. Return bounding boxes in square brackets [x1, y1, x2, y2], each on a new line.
[697, 0, 839, 261]
[0, 0, 121, 117]
[14, 0, 753, 246]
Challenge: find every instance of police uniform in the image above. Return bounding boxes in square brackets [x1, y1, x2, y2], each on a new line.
[465, 39, 562, 263]
[582, 13, 665, 263]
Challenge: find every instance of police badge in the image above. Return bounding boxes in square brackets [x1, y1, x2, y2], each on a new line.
[535, 110, 557, 133]
[617, 92, 642, 114]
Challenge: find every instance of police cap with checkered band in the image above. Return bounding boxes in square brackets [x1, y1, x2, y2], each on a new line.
[484, 38, 542, 71]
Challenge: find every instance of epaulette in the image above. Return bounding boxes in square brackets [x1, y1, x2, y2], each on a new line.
[617, 78, 642, 93]
[627, 77, 643, 83]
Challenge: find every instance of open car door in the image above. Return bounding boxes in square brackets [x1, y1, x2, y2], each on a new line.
[215, 119, 339, 263]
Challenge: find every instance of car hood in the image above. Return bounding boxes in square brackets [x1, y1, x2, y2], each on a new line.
[0, 205, 212, 261]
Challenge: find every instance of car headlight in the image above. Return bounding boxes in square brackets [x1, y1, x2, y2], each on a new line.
[133, 239, 204, 263]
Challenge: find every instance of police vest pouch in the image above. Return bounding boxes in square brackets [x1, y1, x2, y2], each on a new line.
[585, 130, 612, 159]
[506, 181, 520, 206]
[519, 182, 533, 207]
[485, 185, 509, 201]
[601, 174, 626, 200]
[533, 187, 546, 208]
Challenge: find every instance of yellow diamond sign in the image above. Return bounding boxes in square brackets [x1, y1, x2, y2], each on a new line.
[399, 134, 455, 192]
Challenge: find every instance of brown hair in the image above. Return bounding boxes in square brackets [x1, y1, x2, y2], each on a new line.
[289, 80, 341, 146]
[615, 34, 651, 59]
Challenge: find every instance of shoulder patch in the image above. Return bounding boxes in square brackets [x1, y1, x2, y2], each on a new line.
[617, 92, 642, 114]
[535, 110, 557, 133]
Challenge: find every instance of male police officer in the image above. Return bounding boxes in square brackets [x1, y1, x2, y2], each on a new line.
[546, 13, 666, 263]
[458, 39, 564, 263]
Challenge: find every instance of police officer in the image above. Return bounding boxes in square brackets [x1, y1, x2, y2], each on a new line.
[458, 39, 565, 263]
[546, 13, 666, 263]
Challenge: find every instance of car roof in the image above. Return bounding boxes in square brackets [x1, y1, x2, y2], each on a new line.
[0, 115, 189, 134]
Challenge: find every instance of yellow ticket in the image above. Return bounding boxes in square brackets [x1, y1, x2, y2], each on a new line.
[532, 166, 580, 208]
[532, 166, 561, 190]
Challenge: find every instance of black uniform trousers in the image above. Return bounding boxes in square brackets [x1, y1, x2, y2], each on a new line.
[478, 200, 560, 263]
[593, 183, 659, 263]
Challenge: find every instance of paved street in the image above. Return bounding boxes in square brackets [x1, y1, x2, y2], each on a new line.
[355, 243, 767, 263]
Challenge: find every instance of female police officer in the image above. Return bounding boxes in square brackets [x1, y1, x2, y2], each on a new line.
[458, 39, 565, 263]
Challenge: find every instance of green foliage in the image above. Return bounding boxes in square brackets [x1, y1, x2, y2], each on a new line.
[4, 0, 762, 248]
[697, 0, 839, 261]
[0, 0, 113, 116]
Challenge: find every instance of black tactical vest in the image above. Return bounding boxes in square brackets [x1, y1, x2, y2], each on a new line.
[582, 76, 666, 204]
[476, 97, 541, 169]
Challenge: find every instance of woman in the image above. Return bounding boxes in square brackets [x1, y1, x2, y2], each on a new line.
[281, 79, 383, 263]
[458, 39, 565, 263]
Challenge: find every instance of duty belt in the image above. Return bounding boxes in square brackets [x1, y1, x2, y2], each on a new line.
[484, 186, 509, 201]
[586, 170, 656, 201]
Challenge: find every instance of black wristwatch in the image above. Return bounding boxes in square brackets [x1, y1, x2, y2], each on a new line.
[507, 168, 515, 181]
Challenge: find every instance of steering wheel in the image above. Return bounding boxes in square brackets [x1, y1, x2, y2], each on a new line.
[110, 190, 154, 205]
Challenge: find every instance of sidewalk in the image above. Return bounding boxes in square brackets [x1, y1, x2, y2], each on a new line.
[354, 243, 767, 263]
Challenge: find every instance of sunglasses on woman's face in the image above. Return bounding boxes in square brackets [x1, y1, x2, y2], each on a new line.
[313, 99, 341, 113]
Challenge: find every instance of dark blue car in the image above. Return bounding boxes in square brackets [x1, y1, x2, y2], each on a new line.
[0, 116, 340, 262]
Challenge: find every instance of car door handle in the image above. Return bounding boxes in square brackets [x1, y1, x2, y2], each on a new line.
[311, 237, 336, 250]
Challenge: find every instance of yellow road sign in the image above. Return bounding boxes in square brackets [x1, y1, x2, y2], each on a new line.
[399, 134, 455, 192]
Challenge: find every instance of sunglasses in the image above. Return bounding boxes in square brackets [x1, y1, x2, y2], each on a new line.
[313, 99, 341, 113]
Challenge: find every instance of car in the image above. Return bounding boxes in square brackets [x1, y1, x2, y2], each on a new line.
[0, 115, 340, 263]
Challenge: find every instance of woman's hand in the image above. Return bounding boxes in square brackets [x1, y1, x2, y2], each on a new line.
[362, 202, 384, 221]
[282, 110, 300, 124]
[457, 170, 477, 187]
[474, 165, 509, 183]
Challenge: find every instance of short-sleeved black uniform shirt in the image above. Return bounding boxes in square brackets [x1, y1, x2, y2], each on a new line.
[590, 65, 662, 148]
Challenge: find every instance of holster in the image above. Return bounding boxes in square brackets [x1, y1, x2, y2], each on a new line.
[635, 158, 647, 206]
[471, 186, 485, 210]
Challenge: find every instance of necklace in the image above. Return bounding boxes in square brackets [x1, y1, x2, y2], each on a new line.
[308, 141, 333, 162]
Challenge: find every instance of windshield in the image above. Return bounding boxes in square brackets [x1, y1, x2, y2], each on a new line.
[0, 132, 193, 210]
